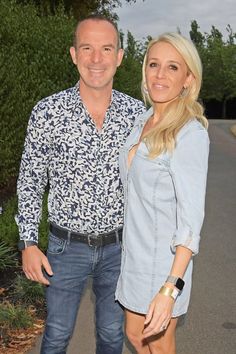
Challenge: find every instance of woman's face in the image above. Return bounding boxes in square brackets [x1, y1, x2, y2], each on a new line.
[145, 41, 193, 107]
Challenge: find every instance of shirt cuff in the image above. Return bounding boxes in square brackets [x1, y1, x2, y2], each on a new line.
[171, 224, 200, 256]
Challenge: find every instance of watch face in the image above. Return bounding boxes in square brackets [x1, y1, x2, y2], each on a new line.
[176, 278, 185, 290]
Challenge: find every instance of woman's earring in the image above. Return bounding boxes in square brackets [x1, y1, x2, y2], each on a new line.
[180, 86, 188, 98]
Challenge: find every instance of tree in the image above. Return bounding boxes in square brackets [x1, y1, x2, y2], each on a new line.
[16, 0, 144, 19]
[189, 20, 205, 49]
[226, 24, 236, 45]
[190, 20, 236, 118]
[201, 25, 236, 118]
[114, 31, 149, 100]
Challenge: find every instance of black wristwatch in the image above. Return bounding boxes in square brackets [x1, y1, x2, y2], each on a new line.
[18, 240, 38, 251]
[166, 275, 185, 291]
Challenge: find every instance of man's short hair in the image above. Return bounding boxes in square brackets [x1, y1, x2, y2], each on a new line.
[73, 14, 121, 49]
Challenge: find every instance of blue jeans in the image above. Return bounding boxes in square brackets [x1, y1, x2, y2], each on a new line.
[40, 232, 124, 354]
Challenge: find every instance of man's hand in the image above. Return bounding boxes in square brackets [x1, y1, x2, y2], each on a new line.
[22, 246, 53, 285]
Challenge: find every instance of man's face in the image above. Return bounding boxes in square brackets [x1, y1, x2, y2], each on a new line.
[70, 20, 124, 91]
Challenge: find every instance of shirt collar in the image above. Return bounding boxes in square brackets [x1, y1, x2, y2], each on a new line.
[136, 107, 153, 128]
[73, 81, 120, 109]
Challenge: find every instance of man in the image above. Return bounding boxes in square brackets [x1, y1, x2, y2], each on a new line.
[16, 15, 145, 354]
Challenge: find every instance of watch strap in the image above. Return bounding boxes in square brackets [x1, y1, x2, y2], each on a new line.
[166, 275, 185, 291]
[18, 240, 38, 251]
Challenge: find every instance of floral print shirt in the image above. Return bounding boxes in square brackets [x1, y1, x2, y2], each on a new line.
[16, 83, 145, 242]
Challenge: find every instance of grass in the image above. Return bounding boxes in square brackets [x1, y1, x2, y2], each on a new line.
[0, 302, 33, 330]
[0, 193, 48, 350]
[0, 240, 18, 271]
[13, 275, 45, 306]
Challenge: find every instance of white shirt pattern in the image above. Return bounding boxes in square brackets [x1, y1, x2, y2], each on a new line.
[16, 83, 146, 242]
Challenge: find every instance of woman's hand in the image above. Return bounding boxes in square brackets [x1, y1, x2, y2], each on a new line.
[143, 290, 175, 338]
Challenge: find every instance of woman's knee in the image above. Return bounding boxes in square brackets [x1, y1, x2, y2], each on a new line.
[148, 334, 175, 354]
[125, 310, 150, 351]
[126, 327, 146, 349]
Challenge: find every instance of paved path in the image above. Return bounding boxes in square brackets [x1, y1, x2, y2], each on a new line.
[28, 120, 236, 354]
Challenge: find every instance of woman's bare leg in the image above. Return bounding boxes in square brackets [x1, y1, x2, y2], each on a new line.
[125, 309, 151, 354]
[147, 317, 178, 354]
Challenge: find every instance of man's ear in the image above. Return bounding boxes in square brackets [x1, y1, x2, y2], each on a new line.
[70, 46, 77, 65]
[116, 48, 124, 68]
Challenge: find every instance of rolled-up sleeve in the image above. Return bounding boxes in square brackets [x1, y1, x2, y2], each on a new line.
[170, 126, 209, 255]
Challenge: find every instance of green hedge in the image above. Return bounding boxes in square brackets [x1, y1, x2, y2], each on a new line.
[0, 0, 77, 187]
[0, 195, 49, 251]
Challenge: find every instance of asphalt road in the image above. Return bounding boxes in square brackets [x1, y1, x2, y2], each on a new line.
[28, 119, 236, 354]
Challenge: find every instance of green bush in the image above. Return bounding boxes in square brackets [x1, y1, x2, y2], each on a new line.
[0, 0, 77, 187]
[0, 194, 49, 251]
[0, 240, 18, 271]
[13, 274, 45, 305]
[0, 197, 18, 247]
[0, 302, 33, 329]
[38, 193, 49, 251]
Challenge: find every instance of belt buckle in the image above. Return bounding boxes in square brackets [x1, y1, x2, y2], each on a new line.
[87, 233, 100, 247]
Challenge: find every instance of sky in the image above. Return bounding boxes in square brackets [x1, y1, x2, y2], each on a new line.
[116, 0, 235, 42]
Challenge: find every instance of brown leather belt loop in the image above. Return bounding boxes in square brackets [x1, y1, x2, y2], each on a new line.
[49, 223, 123, 247]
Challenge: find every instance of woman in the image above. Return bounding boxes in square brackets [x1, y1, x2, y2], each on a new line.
[115, 33, 209, 354]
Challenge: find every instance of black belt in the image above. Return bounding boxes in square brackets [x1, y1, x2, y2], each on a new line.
[49, 223, 123, 247]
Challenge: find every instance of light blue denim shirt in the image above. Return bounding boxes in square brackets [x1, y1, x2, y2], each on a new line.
[116, 108, 210, 316]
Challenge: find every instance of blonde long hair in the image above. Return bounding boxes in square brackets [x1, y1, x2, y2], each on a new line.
[141, 32, 208, 158]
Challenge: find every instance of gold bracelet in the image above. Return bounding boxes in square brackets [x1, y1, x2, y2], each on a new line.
[159, 286, 179, 300]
